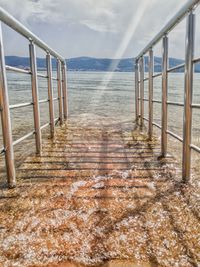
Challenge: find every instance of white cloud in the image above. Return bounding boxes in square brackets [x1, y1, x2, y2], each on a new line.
[0, 0, 195, 58]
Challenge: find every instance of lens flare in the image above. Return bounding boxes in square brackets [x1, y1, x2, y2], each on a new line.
[88, 0, 156, 113]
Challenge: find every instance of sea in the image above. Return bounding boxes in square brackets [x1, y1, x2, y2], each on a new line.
[0, 71, 200, 176]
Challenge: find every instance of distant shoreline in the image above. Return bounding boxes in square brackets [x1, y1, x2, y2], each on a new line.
[5, 56, 200, 73]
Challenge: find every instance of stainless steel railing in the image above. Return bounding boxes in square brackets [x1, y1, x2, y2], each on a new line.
[0, 7, 68, 187]
[135, 0, 200, 182]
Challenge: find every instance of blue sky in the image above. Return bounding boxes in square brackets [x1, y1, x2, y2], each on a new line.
[0, 0, 196, 59]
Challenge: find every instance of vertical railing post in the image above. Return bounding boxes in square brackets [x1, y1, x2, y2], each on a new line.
[57, 59, 63, 125]
[61, 61, 68, 120]
[182, 12, 195, 182]
[0, 23, 16, 187]
[29, 40, 41, 154]
[149, 48, 153, 140]
[161, 35, 168, 157]
[135, 60, 139, 123]
[139, 57, 144, 127]
[46, 52, 55, 138]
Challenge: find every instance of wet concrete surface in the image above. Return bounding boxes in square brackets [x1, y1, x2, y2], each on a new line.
[0, 116, 199, 267]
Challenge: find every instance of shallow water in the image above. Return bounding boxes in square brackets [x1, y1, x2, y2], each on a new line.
[0, 71, 200, 181]
[0, 72, 200, 266]
[1, 71, 200, 141]
[0, 116, 199, 267]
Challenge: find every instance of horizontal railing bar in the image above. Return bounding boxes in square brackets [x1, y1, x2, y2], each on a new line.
[167, 101, 184, 107]
[144, 119, 183, 143]
[0, 7, 65, 62]
[39, 99, 49, 104]
[9, 102, 33, 109]
[167, 63, 185, 73]
[192, 103, 200, 109]
[139, 98, 162, 104]
[54, 117, 60, 124]
[136, 0, 200, 60]
[153, 99, 162, 104]
[190, 144, 200, 153]
[37, 73, 47, 78]
[153, 72, 162, 78]
[139, 78, 150, 83]
[6, 65, 31, 74]
[53, 97, 59, 101]
[52, 77, 58, 81]
[0, 147, 5, 155]
[152, 122, 162, 129]
[193, 57, 200, 64]
[142, 99, 199, 108]
[167, 130, 183, 142]
[40, 122, 50, 130]
[13, 131, 35, 146]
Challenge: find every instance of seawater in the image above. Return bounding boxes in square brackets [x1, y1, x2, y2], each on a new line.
[0, 71, 200, 158]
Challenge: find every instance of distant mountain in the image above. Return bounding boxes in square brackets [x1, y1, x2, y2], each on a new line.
[67, 57, 134, 72]
[5, 56, 200, 72]
[5, 56, 57, 70]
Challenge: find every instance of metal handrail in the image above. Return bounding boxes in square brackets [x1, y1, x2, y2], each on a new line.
[13, 131, 35, 146]
[167, 101, 184, 107]
[0, 7, 64, 62]
[9, 102, 33, 110]
[39, 99, 49, 104]
[0, 8, 68, 187]
[40, 122, 50, 130]
[166, 130, 183, 143]
[136, 0, 200, 60]
[143, 117, 162, 130]
[6, 65, 31, 74]
[152, 122, 162, 130]
[153, 99, 162, 104]
[37, 73, 48, 79]
[152, 72, 162, 78]
[192, 103, 200, 108]
[167, 63, 185, 73]
[135, 0, 200, 183]
[193, 57, 200, 63]
[191, 144, 200, 153]
[139, 98, 162, 104]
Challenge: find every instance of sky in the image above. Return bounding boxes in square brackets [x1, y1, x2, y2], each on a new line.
[0, 0, 196, 59]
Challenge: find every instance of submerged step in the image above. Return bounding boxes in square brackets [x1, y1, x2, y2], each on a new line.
[0, 118, 199, 267]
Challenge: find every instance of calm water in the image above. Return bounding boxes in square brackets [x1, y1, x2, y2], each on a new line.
[0, 71, 200, 158]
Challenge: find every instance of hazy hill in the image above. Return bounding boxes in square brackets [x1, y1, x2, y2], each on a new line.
[5, 56, 200, 72]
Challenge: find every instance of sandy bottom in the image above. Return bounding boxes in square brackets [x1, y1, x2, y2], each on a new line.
[0, 116, 199, 267]
[38, 259, 156, 266]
